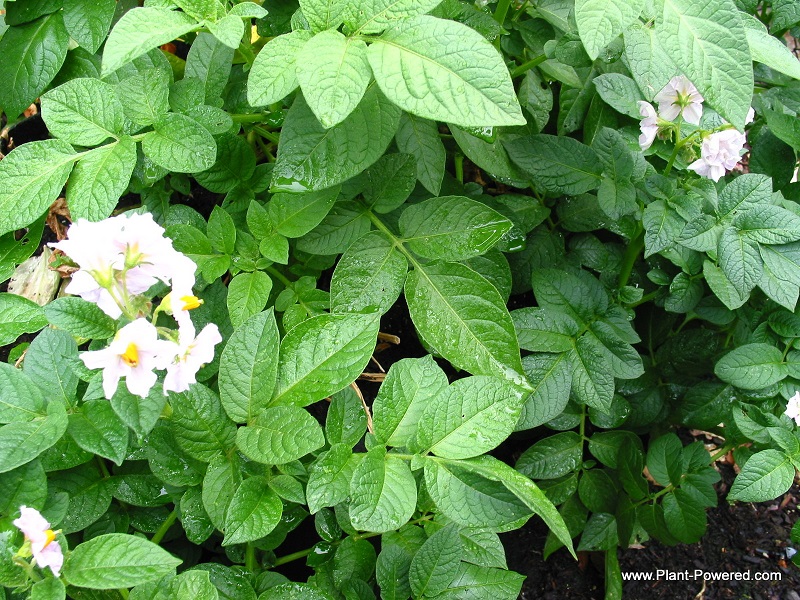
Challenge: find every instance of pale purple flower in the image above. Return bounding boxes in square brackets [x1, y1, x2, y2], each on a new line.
[164, 324, 222, 394]
[786, 391, 800, 426]
[638, 101, 659, 151]
[13, 506, 63, 577]
[687, 129, 747, 182]
[81, 319, 176, 399]
[654, 75, 704, 125]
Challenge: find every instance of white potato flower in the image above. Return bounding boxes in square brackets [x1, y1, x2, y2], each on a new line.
[654, 75, 704, 125]
[13, 506, 63, 577]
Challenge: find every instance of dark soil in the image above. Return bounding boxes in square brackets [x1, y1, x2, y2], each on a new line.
[502, 465, 800, 599]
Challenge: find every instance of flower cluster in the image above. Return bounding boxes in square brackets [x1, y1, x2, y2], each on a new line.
[785, 391, 800, 426]
[13, 506, 63, 577]
[51, 213, 221, 399]
[638, 75, 754, 182]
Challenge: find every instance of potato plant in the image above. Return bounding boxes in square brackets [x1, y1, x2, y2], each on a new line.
[0, 0, 799, 598]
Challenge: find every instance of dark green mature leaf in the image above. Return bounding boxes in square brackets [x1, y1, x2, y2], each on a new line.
[409, 523, 463, 598]
[0, 12, 70, 118]
[516, 432, 583, 480]
[394, 114, 445, 195]
[361, 153, 417, 213]
[170, 385, 237, 462]
[272, 312, 379, 406]
[219, 309, 279, 423]
[646, 434, 683, 487]
[400, 196, 512, 262]
[569, 334, 615, 412]
[714, 343, 787, 390]
[367, 16, 525, 127]
[515, 353, 573, 431]
[0, 363, 46, 424]
[405, 262, 525, 387]
[142, 113, 217, 173]
[272, 85, 401, 192]
[663, 488, 706, 543]
[236, 405, 325, 464]
[64, 534, 181, 588]
[504, 134, 602, 195]
[62, 0, 115, 54]
[24, 328, 78, 405]
[349, 448, 417, 533]
[223, 477, 283, 545]
[728, 449, 795, 501]
[68, 400, 128, 466]
[0, 140, 76, 238]
[202, 454, 241, 531]
[432, 563, 524, 600]
[657, 0, 753, 129]
[44, 297, 116, 340]
[0, 293, 47, 346]
[42, 78, 124, 146]
[306, 444, 358, 513]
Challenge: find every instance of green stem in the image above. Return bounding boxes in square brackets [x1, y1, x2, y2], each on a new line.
[618, 227, 645, 289]
[493, 0, 512, 23]
[709, 443, 734, 463]
[245, 543, 257, 573]
[151, 508, 179, 545]
[118, 589, 130, 599]
[628, 290, 658, 308]
[95, 455, 112, 479]
[454, 153, 464, 184]
[266, 265, 293, 288]
[510, 54, 546, 78]
[231, 113, 270, 124]
[254, 126, 280, 145]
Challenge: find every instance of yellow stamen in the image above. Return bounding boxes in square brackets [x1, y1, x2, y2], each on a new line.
[180, 295, 203, 311]
[121, 343, 139, 367]
[43, 529, 56, 548]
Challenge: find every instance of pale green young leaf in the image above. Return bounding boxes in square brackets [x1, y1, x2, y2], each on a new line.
[734, 205, 800, 245]
[326, 388, 367, 447]
[171, 571, 219, 600]
[62, 0, 116, 54]
[367, 16, 525, 127]
[399, 196, 513, 262]
[185, 32, 235, 104]
[515, 353, 572, 431]
[268, 186, 340, 238]
[41, 77, 125, 145]
[218, 309, 279, 422]
[372, 355, 448, 447]
[0, 292, 48, 345]
[330, 231, 408, 315]
[0, 140, 76, 238]
[300, 0, 348, 31]
[173, 0, 217, 21]
[226, 273, 272, 330]
[703, 259, 747, 310]
[247, 31, 313, 107]
[409, 523, 463, 598]
[575, 0, 644, 60]
[761, 243, 800, 287]
[728, 449, 795, 501]
[405, 262, 525, 387]
[229, 3, 268, 18]
[306, 443, 357, 513]
[207, 14, 244, 49]
[349, 448, 417, 533]
[504, 134, 602, 195]
[0, 363, 46, 424]
[417, 376, 523, 460]
[714, 343, 787, 389]
[236, 405, 325, 463]
[30, 577, 65, 600]
[207, 205, 236, 254]
[170, 385, 237, 462]
[272, 85, 401, 192]
[717, 227, 762, 298]
[394, 113, 446, 195]
[297, 31, 372, 128]
[223, 477, 283, 545]
[0, 402, 68, 474]
[67, 400, 128, 466]
[116, 68, 171, 126]
[272, 312, 380, 407]
[142, 113, 217, 173]
[623, 23, 680, 100]
[44, 297, 115, 340]
[657, 0, 753, 129]
[592, 73, 643, 118]
[66, 137, 137, 221]
[63, 534, 181, 588]
[348, 0, 442, 34]
[745, 24, 800, 80]
[102, 7, 199, 76]
[0, 12, 70, 118]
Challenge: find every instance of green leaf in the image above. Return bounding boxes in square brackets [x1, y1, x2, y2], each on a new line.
[718, 173, 771, 219]
[116, 67, 171, 127]
[31, 577, 65, 600]
[330, 231, 408, 315]
[361, 153, 417, 213]
[196, 134, 256, 194]
[516, 353, 573, 431]
[142, 113, 217, 173]
[300, 0, 348, 31]
[297, 30, 371, 128]
[349, 448, 417, 533]
[516, 432, 583, 480]
[24, 328, 78, 405]
[592, 73, 643, 118]
[48, 462, 111, 533]
[171, 570, 219, 600]
[399, 196, 513, 262]
[306, 443, 357, 513]
[458, 528, 507, 569]
[367, 16, 525, 127]
[735, 205, 800, 245]
[405, 262, 525, 386]
[646, 433, 683, 487]
[102, 7, 199, 76]
[0, 292, 48, 345]
[170, 385, 237, 462]
[272, 85, 401, 192]
[703, 259, 747, 310]
[110, 386, 166, 441]
[0, 140, 76, 238]
[623, 23, 679, 99]
[185, 32, 235, 104]
[63, 534, 181, 588]
[247, 31, 313, 107]
[657, 0, 753, 129]
[728, 449, 795, 502]
[569, 334, 614, 412]
[745, 23, 800, 80]
[207, 14, 244, 49]
[372, 355, 448, 447]
[236, 405, 325, 463]
[409, 523, 463, 598]
[0, 363, 46, 424]
[432, 563, 524, 600]
[62, 0, 115, 54]
[208, 206, 236, 255]
[202, 454, 241, 530]
[293, 202, 371, 255]
[0, 218, 44, 285]
[269, 187, 340, 238]
[41, 77, 123, 146]
[512, 308, 578, 353]
[663, 488, 706, 543]
[347, 0, 442, 34]
[575, 0, 644, 60]
[504, 134, 602, 195]
[714, 343, 787, 389]
[173, 0, 217, 21]
[417, 376, 522, 459]
[394, 113, 446, 195]
[0, 12, 70, 118]
[578, 513, 618, 551]
[272, 313, 380, 406]
[226, 273, 272, 330]
[66, 138, 137, 221]
[717, 227, 762, 298]
[67, 400, 128, 465]
[223, 476, 283, 545]
[376, 544, 413, 600]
